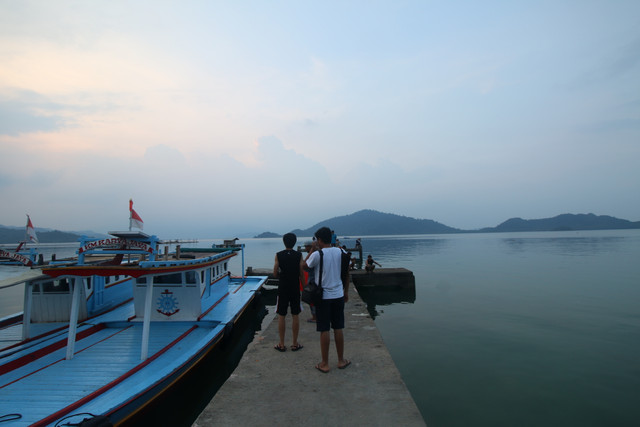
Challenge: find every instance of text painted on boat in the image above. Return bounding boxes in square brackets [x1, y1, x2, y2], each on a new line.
[78, 238, 154, 254]
[0, 249, 33, 266]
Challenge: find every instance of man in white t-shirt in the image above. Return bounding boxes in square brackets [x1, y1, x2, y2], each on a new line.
[304, 226, 351, 373]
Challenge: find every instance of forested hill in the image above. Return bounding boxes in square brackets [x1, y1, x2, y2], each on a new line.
[286, 210, 640, 237]
[480, 213, 640, 233]
[289, 209, 461, 236]
[0, 226, 83, 244]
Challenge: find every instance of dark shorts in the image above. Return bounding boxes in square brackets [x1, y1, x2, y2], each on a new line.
[276, 287, 301, 316]
[316, 297, 345, 332]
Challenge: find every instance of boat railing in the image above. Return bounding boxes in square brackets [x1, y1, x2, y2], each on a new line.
[138, 250, 235, 268]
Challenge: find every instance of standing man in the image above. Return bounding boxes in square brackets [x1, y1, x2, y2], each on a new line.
[305, 227, 351, 373]
[273, 233, 305, 352]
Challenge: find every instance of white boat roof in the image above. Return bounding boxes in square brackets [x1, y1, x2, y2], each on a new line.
[107, 230, 150, 239]
[0, 269, 47, 289]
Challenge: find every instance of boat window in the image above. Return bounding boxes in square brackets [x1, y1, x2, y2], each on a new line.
[32, 283, 41, 293]
[136, 277, 147, 284]
[153, 273, 182, 284]
[185, 271, 197, 284]
[86, 277, 92, 289]
[224, 262, 228, 271]
[42, 279, 70, 293]
[200, 271, 205, 284]
[115, 275, 120, 281]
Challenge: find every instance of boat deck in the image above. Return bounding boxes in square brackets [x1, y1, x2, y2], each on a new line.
[0, 276, 264, 426]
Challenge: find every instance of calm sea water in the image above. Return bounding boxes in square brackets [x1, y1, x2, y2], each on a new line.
[2, 230, 639, 426]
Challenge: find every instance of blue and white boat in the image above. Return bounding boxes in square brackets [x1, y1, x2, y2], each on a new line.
[0, 230, 266, 426]
[0, 215, 40, 267]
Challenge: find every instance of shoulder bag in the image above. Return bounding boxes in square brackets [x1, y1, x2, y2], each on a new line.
[301, 249, 323, 305]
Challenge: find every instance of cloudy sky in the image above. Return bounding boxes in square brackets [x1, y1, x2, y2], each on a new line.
[1, 1, 638, 238]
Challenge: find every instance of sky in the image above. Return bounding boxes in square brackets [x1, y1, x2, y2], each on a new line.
[1, 1, 639, 238]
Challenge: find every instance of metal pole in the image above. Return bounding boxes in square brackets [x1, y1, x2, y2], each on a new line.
[22, 281, 33, 340]
[66, 278, 82, 360]
[141, 278, 154, 360]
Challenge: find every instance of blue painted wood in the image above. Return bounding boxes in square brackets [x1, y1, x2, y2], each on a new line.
[0, 278, 264, 425]
[0, 233, 266, 426]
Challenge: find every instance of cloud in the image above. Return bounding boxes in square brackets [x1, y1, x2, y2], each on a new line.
[1, 2, 639, 235]
[606, 37, 640, 80]
[0, 90, 65, 135]
[144, 144, 186, 166]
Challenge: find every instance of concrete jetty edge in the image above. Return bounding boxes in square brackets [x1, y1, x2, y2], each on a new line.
[193, 282, 426, 426]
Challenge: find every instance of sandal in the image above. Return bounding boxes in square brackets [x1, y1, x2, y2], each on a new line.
[291, 343, 303, 351]
[315, 363, 329, 374]
[338, 359, 351, 369]
[274, 344, 286, 352]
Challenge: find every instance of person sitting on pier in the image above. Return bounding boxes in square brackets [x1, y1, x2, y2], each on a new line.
[350, 256, 357, 270]
[273, 233, 305, 352]
[365, 254, 381, 273]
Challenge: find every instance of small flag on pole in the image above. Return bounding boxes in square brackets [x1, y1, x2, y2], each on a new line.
[129, 199, 144, 231]
[26, 215, 38, 243]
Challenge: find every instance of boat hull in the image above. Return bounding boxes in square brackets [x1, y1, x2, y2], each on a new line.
[0, 276, 266, 426]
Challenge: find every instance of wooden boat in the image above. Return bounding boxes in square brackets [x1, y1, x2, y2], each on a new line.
[212, 237, 242, 251]
[0, 215, 40, 266]
[0, 247, 38, 266]
[0, 230, 266, 426]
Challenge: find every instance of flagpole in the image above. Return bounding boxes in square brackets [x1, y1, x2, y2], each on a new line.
[24, 214, 29, 244]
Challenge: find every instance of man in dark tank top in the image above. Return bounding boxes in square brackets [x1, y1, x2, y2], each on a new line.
[273, 233, 305, 352]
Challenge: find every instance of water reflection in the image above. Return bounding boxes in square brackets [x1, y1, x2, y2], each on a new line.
[354, 237, 448, 269]
[356, 285, 416, 319]
[500, 235, 627, 256]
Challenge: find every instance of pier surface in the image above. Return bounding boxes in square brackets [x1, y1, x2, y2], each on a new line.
[193, 281, 425, 427]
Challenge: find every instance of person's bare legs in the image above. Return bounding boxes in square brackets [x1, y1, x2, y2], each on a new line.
[292, 314, 300, 347]
[334, 328, 344, 360]
[277, 315, 286, 348]
[316, 330, 330, 372]
[334, 328, 349, 368]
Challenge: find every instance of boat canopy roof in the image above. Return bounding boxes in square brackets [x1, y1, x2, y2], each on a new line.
[0, 270, 47, 289]
[107, 230, 151, 239]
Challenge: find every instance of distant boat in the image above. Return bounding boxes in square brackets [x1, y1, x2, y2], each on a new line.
[0, 230, 266, 426]
[214, 237, 241, 249]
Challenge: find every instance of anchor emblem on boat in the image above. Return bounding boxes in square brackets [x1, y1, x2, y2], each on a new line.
[156, 289, 180, 316]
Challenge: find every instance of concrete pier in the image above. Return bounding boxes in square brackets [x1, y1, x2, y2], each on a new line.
[193, 281, 425, 427]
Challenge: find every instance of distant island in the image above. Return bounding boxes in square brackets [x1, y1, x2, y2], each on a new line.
[478, 213, 640, 233]
[2, 210, 639, 244]
[253, 231, 281, 238]
[0, 227, 85, 244]
[282, 209, 640, 237]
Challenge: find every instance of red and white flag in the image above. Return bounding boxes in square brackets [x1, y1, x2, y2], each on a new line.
[129, 199, 144, 230]
[26, 215, 38, 243]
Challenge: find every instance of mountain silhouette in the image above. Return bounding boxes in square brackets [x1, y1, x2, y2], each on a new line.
[286, 210, 640, 237]
[481, 213, 640, 232]
[290, 209, 461, 236]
